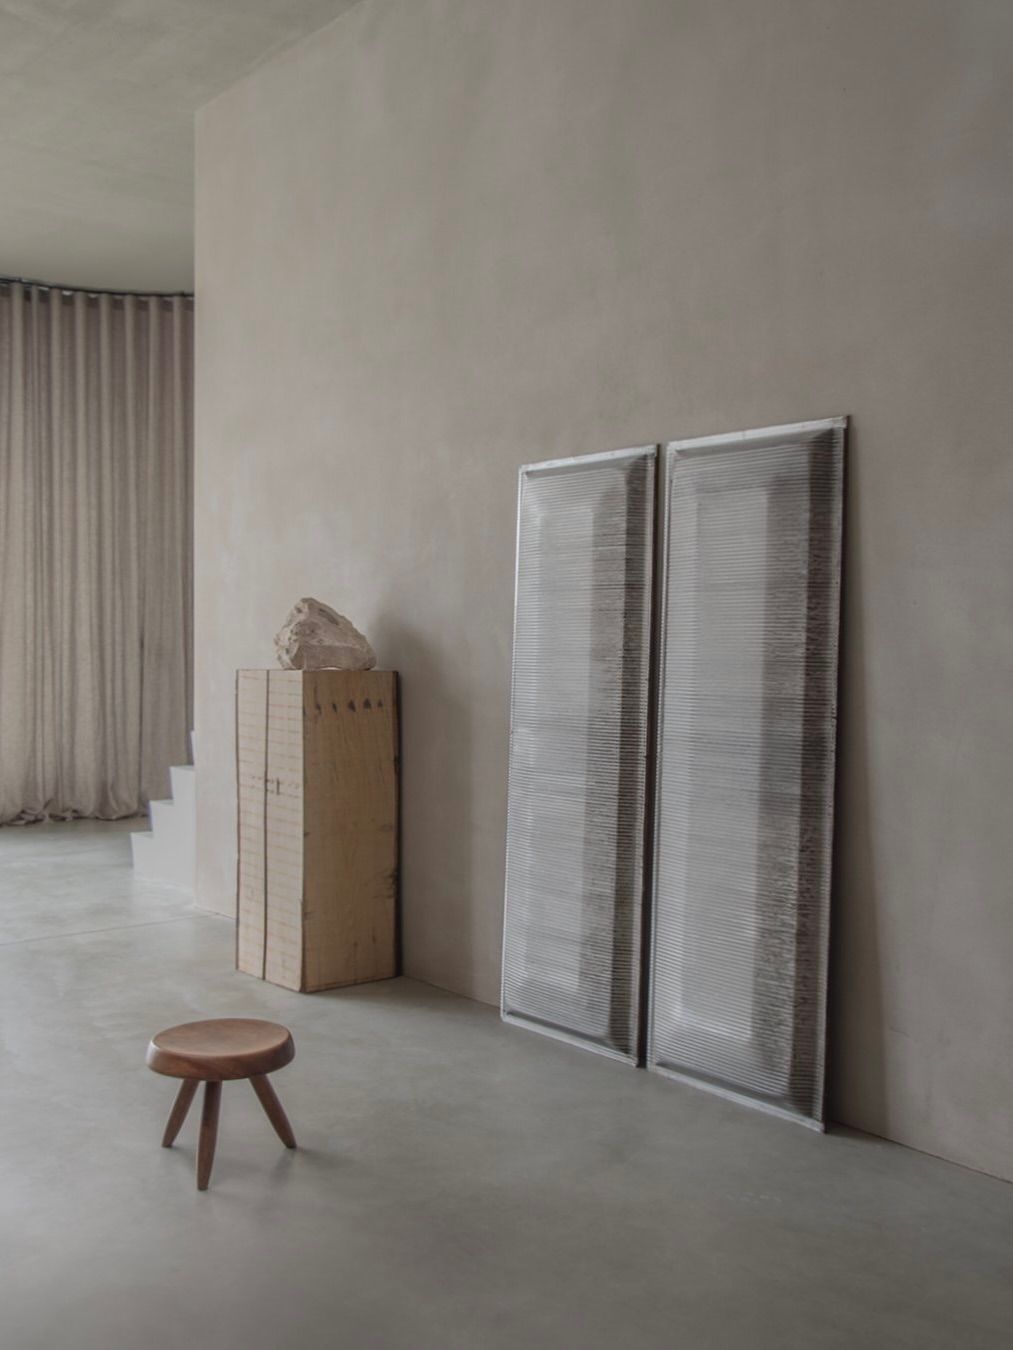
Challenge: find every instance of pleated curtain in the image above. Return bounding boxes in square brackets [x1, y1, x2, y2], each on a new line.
[0, 281, 193, 823]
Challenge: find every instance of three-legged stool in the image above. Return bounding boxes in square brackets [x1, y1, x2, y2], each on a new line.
[146, 1018, 296, 1190]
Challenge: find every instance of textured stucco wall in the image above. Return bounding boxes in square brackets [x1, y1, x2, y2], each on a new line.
[195, 0, 1013, 1179]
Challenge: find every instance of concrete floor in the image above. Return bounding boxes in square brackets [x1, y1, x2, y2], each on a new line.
[1, 823, 1011, 1350]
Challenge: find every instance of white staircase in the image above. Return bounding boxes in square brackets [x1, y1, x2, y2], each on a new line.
[130, 740, 196, 890]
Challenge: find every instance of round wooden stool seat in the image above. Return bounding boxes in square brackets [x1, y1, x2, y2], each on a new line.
[146, 1018, 295, 1081]
[146, 1018, 297, 1190]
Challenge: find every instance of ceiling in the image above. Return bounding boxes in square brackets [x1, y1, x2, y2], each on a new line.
[0, 0, 362, 293]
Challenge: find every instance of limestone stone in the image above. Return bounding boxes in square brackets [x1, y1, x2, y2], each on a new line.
[274, 598, 376, 671]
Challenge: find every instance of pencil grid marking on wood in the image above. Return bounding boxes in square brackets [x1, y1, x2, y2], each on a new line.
[236, 670, 269, 977]
[237, 669, 398, 993]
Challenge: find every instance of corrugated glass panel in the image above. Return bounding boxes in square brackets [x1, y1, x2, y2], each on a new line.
[648, 419, 844, 1125]
[502, 446, 656, 1061]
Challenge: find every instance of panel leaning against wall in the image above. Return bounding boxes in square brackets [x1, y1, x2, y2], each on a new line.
[647, 419, 845, 1126]
[501, 446, 656, 1061]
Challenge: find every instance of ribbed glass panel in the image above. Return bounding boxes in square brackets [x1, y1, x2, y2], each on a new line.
[502, 447, 656, 1061]
[648, 420, 844, 1125]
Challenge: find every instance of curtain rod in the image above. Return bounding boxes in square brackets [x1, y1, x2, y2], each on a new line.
[0, 273, 193, 300]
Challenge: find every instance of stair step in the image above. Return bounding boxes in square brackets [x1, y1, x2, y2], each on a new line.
[130, 829, 195, 888]
[130, 830, 154, 863]
[170, 764, 195, 814]
[150, 797, 193, 843]
[131, 730, 196, 891]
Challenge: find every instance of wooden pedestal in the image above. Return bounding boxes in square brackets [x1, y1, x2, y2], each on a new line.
[236, 669, 398, 992]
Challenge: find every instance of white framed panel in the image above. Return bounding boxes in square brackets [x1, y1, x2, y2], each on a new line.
[502, 446, 657, 1061]
[648, 419, 845, 1125]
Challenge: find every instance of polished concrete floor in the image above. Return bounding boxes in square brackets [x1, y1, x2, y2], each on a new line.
[2, 821, 1011, 1350]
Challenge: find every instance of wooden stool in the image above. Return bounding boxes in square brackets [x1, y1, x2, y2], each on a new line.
[146, 1018, 296, 1190]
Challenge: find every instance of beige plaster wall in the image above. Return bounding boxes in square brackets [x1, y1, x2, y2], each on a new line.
[195, 0, 1013, 1179]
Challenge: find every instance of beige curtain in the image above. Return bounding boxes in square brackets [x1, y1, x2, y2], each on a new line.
[0, 281, 193, 823]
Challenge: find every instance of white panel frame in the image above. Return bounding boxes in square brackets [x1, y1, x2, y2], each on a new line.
[646, 418, 845, 1128]
[501, 444, 658, 1063]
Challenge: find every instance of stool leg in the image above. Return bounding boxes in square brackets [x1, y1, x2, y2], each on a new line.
[161, 1079, 198, 1148]
[249, 1074, 296, 1148]
[196, 1081, 222, 1191]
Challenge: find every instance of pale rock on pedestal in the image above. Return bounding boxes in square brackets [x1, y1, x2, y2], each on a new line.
[274, 597, 376, 671]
